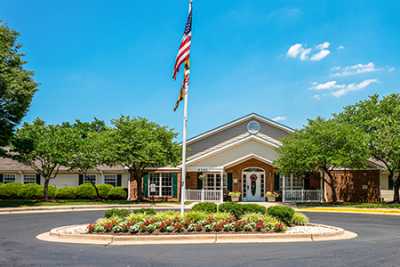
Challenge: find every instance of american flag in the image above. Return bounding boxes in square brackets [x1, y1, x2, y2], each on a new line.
[173, 0, 192, 111]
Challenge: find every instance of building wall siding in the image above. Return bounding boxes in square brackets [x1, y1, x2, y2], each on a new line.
[187, 118, 289, 157]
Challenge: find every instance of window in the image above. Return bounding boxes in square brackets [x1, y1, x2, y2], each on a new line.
[104, 175, 117, 186]
[24, 175, 36, 184]
[203, 173, 227, 191]
[280, 175, 304, 190]
[4, 174, 16, 183]
[84, 175, 96, 184]
[149, 173, 173, 197]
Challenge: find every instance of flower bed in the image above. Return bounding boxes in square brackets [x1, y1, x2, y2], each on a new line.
[87, 204, 309, 235]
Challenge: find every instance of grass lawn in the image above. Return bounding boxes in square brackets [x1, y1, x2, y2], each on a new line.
[297, 202, 400, 209]
[0, 199, 150, 208]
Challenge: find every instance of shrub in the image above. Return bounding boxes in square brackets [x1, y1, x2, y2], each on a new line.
[241, 213, 264, 223]
[107, 187, 127, 200]
[127, 213, 147, 224]
[291, 212, 309, 225]
[0, 183, 23, 199]
[213, 212, 233, 223]
[56, 186, 78, 199]
[104, 208, 130, 218]
[192, 202, 218, 213]
[241, 204, 266, 214]
[77, 183, 97, 199]
[218, 203, 266, 219]
[219, 202, 244, 218]
[97, 184, 113, 199]
[18, 184, 43, 199]
[153, 211, 180, 222]
[267, 205, 295, 225]
[184, 211, 208, 223]
[132, 208, 156, 215]
[47, 185, 57, 198]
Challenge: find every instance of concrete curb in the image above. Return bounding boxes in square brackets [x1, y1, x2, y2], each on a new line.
[36, 223, 357, 246]
[297, 208, 400, 216]
[0, 204, 188, 215]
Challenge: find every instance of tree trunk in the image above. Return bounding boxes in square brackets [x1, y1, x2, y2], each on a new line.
[323, 169, 337, 203]
[90, 181, 101, 200]
[43, 179, 50, 201]
[393, 175, 400, 203]
[136, 171, 143, 202]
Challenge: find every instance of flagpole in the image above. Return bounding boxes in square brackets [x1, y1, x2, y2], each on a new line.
[180, 86, 188, 216]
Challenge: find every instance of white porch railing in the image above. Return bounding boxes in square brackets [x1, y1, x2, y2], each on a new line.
[284, 189, 323, 203]
[185, 189, 221, 202]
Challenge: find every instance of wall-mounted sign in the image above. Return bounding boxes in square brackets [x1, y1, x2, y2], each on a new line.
[362, 185, 368, 190]
[150, 183, 156, 193]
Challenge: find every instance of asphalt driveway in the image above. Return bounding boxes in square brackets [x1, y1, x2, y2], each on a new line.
[0, 211, 399, 267]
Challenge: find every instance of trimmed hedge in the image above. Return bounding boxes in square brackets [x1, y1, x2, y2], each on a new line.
[267, 205, 295, 225]
[105, 208, 131, 218]
[56, 186, 78, 199]
[219, 202, 266, 219]
[0, 183, 126, 200]
[97, 184, 113, 199]
[77, 183, 97, 199]
[107, 187, 127, 200]
[192, 202, 218, 213]
[18, 184, 43, 199]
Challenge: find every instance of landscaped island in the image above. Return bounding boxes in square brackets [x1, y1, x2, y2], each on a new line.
[87, 203, 308, 235]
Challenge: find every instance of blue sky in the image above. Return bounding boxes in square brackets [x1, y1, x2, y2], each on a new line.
[1, 0, 399, 138]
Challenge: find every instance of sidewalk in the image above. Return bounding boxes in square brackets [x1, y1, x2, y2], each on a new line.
[0, 203, 194, 215]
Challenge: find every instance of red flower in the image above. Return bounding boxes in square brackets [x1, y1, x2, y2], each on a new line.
[87, 224, 95, 233]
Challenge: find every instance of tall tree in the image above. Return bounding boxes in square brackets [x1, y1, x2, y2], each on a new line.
[0, 22, 37, 150]
[275, 118, 369, 202]
[102, 116, 180, 201]
[66, 119, 107, 199]
[10, 119, 75, 200]
[336, 94, 400, 202]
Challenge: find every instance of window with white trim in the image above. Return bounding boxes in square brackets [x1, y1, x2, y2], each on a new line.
[24, 174, 36, 184]
[104, 175, 117, 186]
[203, 173, 227, 190]
[280, 175, 304, 190]
[84, 175, 96, 184]
[4, 174, 16, 183]
[149, 173, 173, 197]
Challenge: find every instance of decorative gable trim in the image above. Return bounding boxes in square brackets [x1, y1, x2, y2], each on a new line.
[187, 113, 295, 145]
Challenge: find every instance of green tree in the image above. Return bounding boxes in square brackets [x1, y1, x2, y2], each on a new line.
[66, 119, 108, 199]
[102, 116, 180, 201]
[275, 118, 369, 202]
[336, 94, 400, 202]
[10, 119, 75, 200]
[0, 22, 37, 149]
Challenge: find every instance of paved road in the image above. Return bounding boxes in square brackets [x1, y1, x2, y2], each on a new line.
[0, 211, 399, 267]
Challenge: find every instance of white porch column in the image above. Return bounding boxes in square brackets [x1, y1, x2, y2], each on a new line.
[282, 174, 286, 202]
[220, 170, 224, 203]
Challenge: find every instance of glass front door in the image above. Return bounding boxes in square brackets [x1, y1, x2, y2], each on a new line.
[242, 168, 265, 201]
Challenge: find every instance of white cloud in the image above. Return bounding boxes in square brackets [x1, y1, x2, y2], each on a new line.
[300, 48, 312, 61]
[287, 41, 331, 62]
[331, 79, 377, 97]
[311, 80, 338, 91]
[287, 43, 304, 58]
[272, 116, 287, 122]
[388, 67, 396, 72]
[311, 79, 377, 97]
[337, 45, 345, 50]
[316, 42, 330, 50]
[331, 62, 378, 77]
[310, 49, 331, 61]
